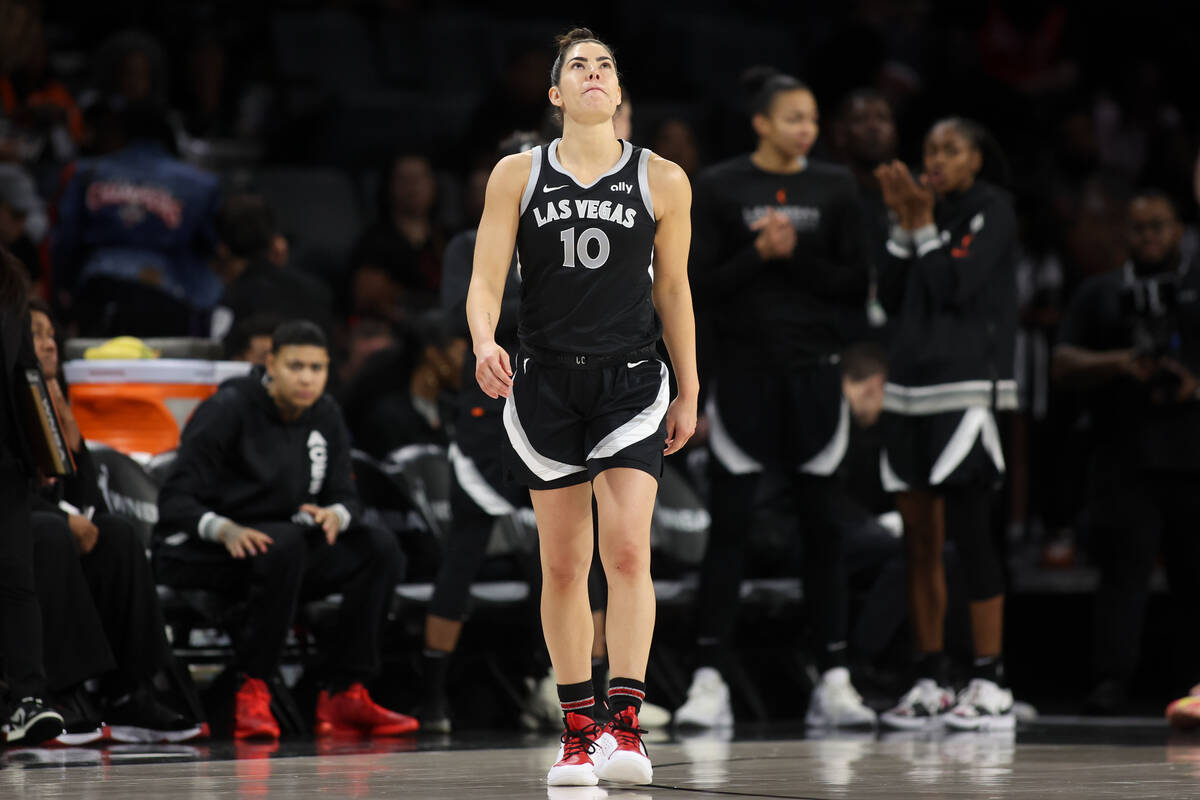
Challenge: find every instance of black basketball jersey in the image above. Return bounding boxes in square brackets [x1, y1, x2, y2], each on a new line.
[515, 138, 661, 355]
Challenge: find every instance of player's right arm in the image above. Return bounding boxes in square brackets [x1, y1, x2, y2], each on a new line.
[467, 152, 530, 399]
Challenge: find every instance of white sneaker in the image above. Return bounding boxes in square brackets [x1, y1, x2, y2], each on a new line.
[880, 679, 954, 730]
[523, 670, 567, 731]
[595, 707, 652, 785]
[547, 712, 607, 786]
[805, 667, 877, 728]
[943, 679, 1016, 731]
[673, 667, 733, 728]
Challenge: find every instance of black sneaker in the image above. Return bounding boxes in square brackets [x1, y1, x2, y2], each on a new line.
[420, 691, 452, 734]
[106, 686, 206, 743]
[4, 697, 65, 745]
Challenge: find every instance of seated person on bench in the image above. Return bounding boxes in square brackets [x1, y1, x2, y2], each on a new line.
[154, 319, 416, 739]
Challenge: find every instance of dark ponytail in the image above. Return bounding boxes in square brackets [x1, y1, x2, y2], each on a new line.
[937, 117, 1012, 189]
[549, 27, 617, 86]
[741, 65, 809, 118]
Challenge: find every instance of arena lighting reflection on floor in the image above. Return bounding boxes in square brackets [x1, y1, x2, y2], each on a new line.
[3, 721, 1200, 800]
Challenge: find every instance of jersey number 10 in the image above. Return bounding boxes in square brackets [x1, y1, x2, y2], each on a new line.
[560, 227, 611, 270]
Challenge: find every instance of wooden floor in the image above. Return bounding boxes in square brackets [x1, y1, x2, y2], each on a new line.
[4, 721, 1199, 799]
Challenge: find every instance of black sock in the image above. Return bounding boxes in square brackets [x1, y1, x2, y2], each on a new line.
[423, 649, 451, 697]
[696, 638, 727, 673]
[607, 677, 646, 715]
[591, 658, 610, 719]
[913, 651, 949, 686]
[591, 657, 608, 697]
[816, 641, 849, 674]
[972, 656, 1005, 686]
[556, 680, 596, 720]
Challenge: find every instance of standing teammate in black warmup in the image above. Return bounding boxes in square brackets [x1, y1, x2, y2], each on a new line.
[874, 118, 1018, 730]
[676, 68, 876, 729]
[467, 29, 697, 787]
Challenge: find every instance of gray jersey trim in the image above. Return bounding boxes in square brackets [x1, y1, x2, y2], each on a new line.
[637, 148, 655, 220]
[547, 138, 634, 189]
[519, 146, 542, 215]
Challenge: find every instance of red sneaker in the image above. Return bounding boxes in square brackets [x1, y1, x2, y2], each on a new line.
[547, 711, 606, 786]
[1167, 695, 1200, 730]
[234, 677, 280, 740]
[595, 707, 652, 784]
[315, 683, 419, 737]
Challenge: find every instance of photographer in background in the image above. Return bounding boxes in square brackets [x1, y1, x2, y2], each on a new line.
[1053, 189, 1200, 714]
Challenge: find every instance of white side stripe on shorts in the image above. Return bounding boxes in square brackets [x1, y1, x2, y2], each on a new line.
[799, 397, 850, 476]
[705, 388, 763, 475]
[879, 449, 910, 492]
[929, 407, 1006, 486]
[503, 392, 586, 483]
[587, 362, 670, 460]
[448, 443, 515, 516]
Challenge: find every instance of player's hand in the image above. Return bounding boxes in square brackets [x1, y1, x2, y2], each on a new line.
[67, 513, 99, 554]
[475, 341, 514, 399]
[216, 521, 273, 559]
[751, 209, 797, 260]
[664, 395, 698, 456]
[300, 503, 341, 545]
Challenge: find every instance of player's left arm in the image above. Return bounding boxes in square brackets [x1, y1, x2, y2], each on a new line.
[649, 155, 698, 456]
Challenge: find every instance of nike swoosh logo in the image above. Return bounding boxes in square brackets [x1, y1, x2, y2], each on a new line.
[627, 360, 648, 369]
[542, 184, 568, 193]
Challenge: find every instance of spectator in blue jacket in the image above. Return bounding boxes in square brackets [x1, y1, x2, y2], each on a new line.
[51, 101, 220, 337]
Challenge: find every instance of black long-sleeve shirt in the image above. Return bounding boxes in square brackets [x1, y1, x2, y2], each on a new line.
[156, 368, 360, 541]
[879, 180, 1018, 403]
[690, 156, 868, 370]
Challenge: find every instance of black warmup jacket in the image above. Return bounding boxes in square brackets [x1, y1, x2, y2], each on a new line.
[689, 155, 868, 371]
[155, 368, 360, 541]
[878, 180, 1018, 393]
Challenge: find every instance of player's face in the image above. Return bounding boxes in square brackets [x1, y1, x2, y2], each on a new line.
[757, 89, 819, 160]
[30, 310, 58, 379]
[266, 344, 329, 412]
[923, 123, 981, 195]
[844, 97, 896, 165]
[550, 42, 621, 125]
[1128, 196, 1183, 267]
[843, 373, 886, 428]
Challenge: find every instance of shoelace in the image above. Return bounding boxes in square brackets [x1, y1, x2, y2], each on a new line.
[561, 720, 603, 759]
[610, 715, 648, 752]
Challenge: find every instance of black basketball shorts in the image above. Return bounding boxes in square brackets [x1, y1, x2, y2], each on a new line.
[503, 352, 670, 490]
[880, 407, 1005, 492]
[451, 400, 530, 516]
[705, 362, 849, 476]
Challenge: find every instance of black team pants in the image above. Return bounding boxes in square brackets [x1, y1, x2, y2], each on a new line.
[155, 523, 404, 681]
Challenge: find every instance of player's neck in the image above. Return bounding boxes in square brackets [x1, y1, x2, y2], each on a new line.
[557, 120, 623, 182]
[751, 143, 806, 174]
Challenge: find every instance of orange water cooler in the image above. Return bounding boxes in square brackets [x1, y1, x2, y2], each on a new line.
[64, 359, 253, 457]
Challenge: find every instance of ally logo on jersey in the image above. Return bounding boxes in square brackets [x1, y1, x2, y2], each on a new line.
[533, 198, 639, 230]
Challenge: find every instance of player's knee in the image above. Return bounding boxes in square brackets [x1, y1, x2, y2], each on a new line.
[542, 550, 591, 590]
[601, 537, 650, 580]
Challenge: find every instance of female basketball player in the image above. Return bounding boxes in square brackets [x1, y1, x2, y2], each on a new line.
[874, 118, 1018, 731]
[466, 29, 697, 786]
[676, 67, 877, 730]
